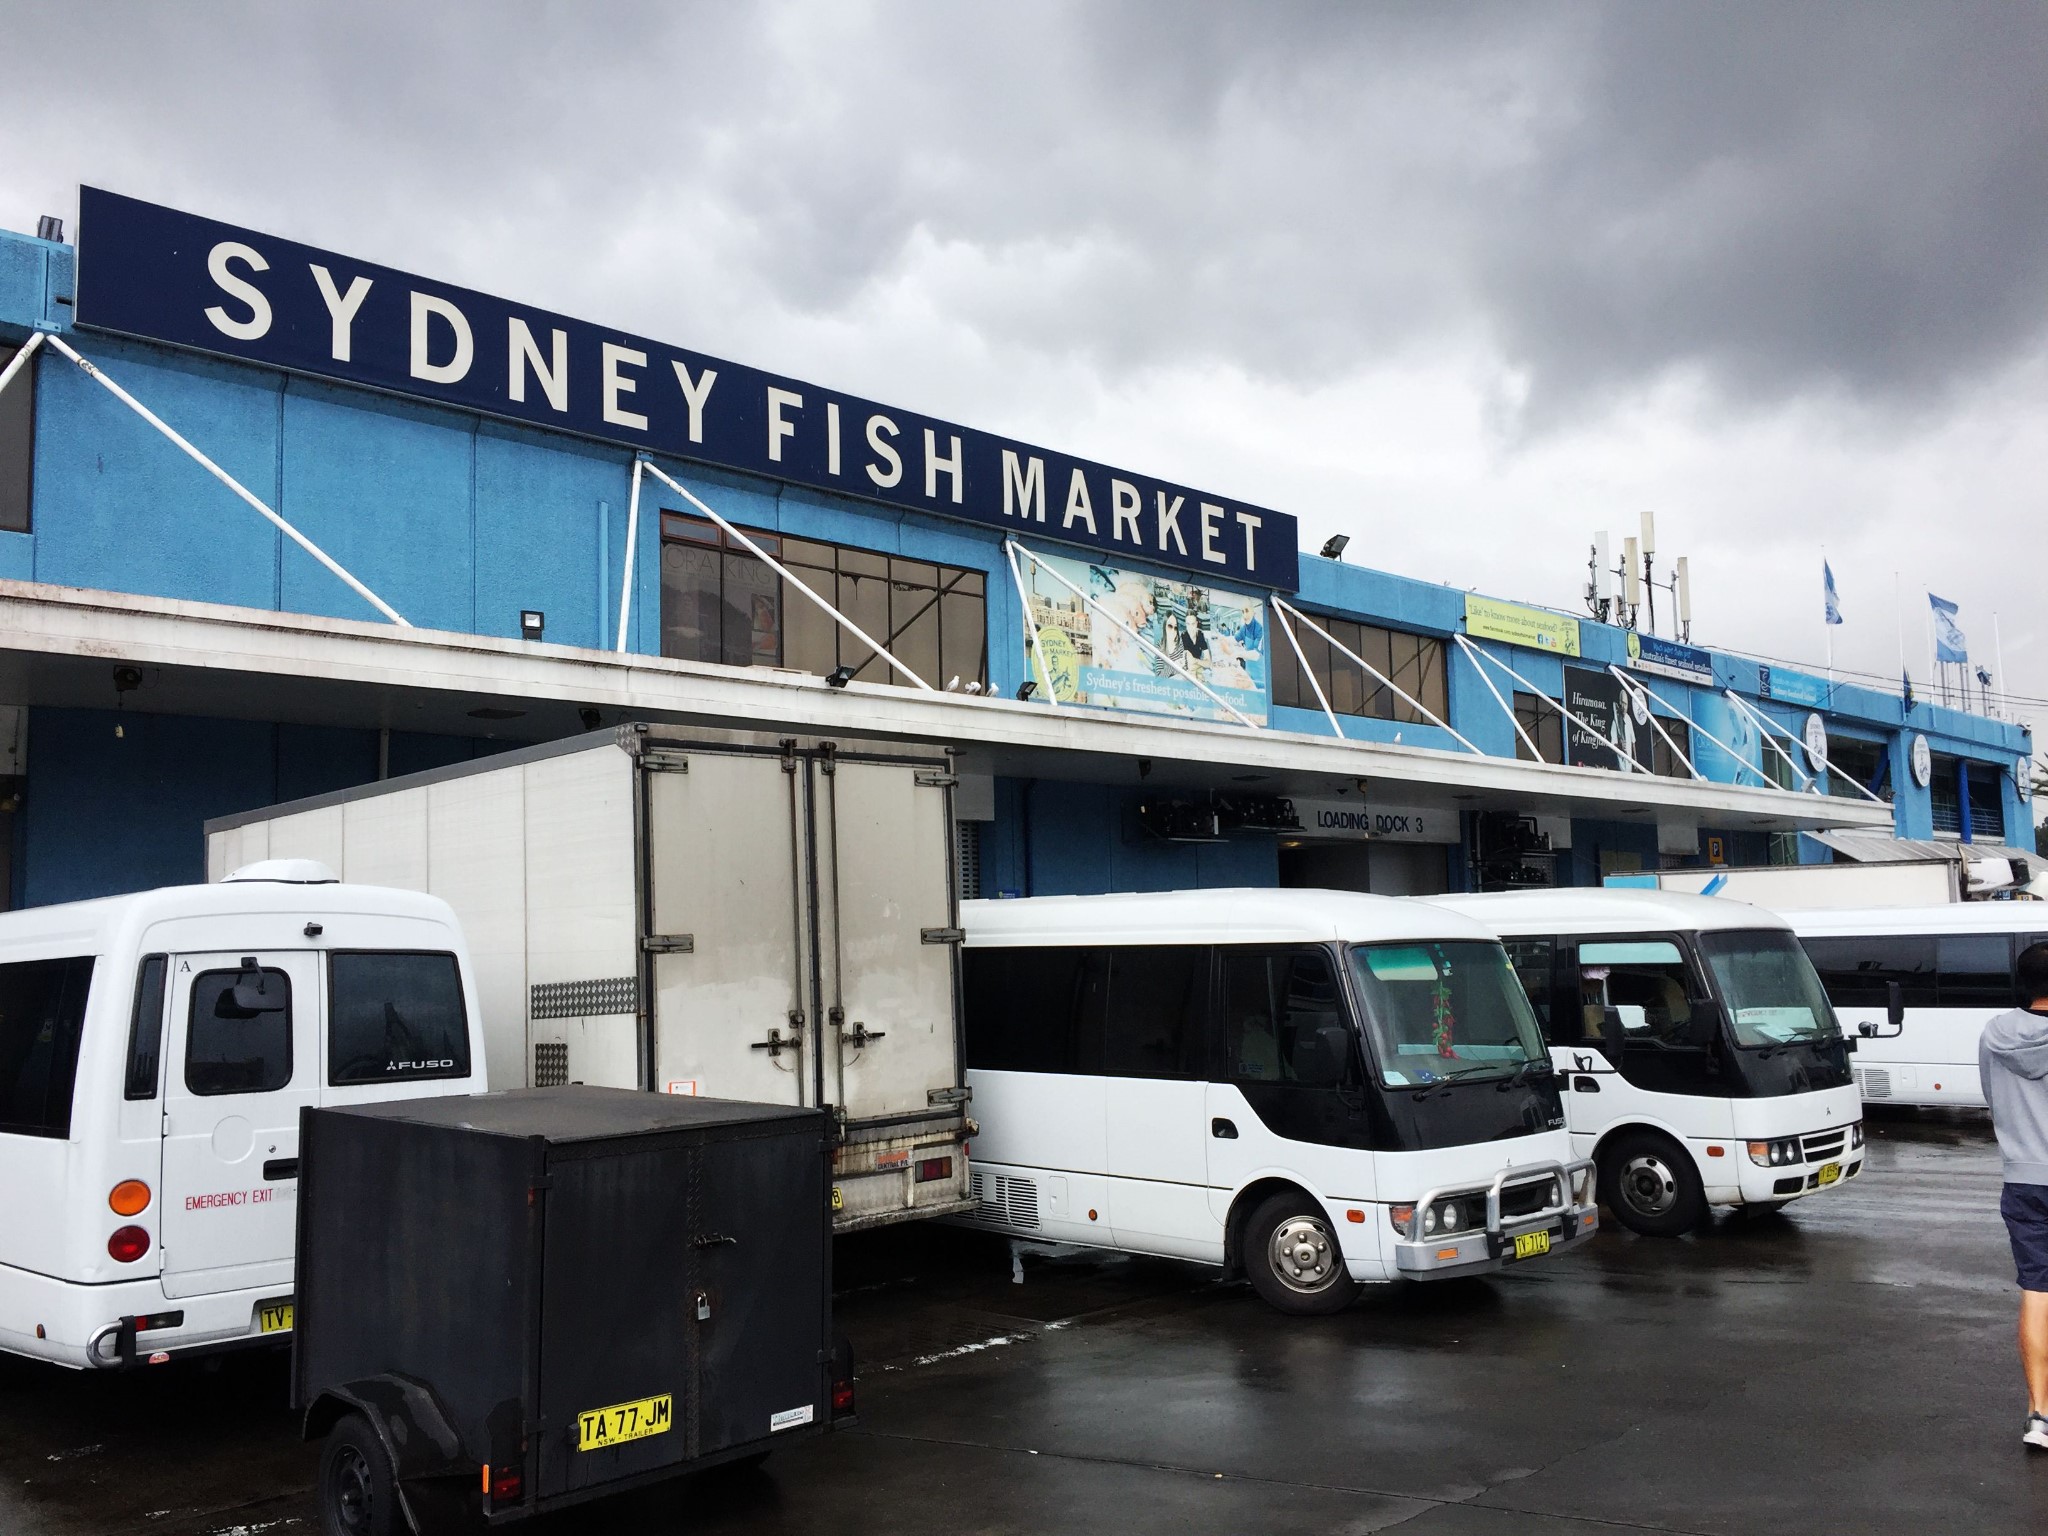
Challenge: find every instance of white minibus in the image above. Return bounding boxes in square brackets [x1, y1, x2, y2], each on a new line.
[1791, 903, 2048, 1109]
[0, 860, 486, 1369]
[960, 890, 1597, 1316]
[1427, 890, 1863, 1237]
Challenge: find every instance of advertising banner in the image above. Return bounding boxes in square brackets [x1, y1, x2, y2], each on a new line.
[1463, 595, 1581, 656]
[1760, 666, 1830, 708]
[1626, 631, 1713, 685]
[1022, 551, 1268, 725]
[1562, 665, 1631, 771]
[72, 187, 1298, 589]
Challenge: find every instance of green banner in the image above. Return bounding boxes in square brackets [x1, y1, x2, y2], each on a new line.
[1463, 594, 1581, 657]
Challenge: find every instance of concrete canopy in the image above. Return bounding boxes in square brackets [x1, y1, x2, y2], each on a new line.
[0, 578, 1892, 837]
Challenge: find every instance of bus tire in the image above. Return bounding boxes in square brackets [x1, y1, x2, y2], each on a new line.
[1244, 1192, 1359, 1315]
[1599, 1130, 1705, 1237]
[319, 1413, 400, 1536]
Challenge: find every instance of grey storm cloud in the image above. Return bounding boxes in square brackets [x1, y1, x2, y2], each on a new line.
[4, 1, 2043, 431]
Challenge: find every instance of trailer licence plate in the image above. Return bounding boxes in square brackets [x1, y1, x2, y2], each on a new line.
[1512, 1230, 1550, 1261]
[1816, 1162, 1841, 1187]
[578, 1394, 672, 1451]
[257, 1301, 293, 1334]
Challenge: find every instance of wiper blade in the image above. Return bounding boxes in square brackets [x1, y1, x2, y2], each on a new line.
[1412, 1065, 1497, 1098]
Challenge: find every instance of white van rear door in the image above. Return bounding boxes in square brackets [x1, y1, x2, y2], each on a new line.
[159, 952, 319, 1300]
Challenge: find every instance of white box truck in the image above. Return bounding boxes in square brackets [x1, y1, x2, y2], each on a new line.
[205, 726, 974, 1231]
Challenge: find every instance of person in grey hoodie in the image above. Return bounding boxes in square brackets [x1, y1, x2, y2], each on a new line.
[1980, 940, 2048, 1451]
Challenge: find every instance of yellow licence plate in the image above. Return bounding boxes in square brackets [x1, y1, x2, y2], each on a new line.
[257, 1302, 293, 1334]
[1816, 1162, 1842, 1187]
[1512, 1230, 1551, 1261]
[578, 1394, 672, 1452]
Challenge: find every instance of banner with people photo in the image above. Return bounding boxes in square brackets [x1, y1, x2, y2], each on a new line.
[1021, 551, 1269, 725]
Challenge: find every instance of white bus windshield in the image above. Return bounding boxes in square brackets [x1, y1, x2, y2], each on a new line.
[1697, 930, 1841, 1049]
[1349, 941, 1545, 1087]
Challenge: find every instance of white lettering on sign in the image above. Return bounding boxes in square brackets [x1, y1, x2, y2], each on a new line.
[865, 414, 902, 488]
[672, 362, 718, 444]
[1157, 492, 1187, 556]
[203, 242, 273, 340]
[1003, 451, 1046, 522]
[507, 317, 568, 411]
[1062, 468, 1097, 534]
[925, 429, 964, 503]
[767, 387, 802, 462]
[1110, 480, 1142, 543]
[1199, 503, 1226, 565]
[409, 292, 474, 385]
[310, 266, 372, 363]
[602, 342, 649, 430]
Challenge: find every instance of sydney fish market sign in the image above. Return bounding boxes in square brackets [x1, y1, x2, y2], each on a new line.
[73, 188, 1298, 589]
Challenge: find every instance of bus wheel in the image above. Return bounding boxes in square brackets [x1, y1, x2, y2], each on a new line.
[319, 1413, 399, 1536]
[1599, 1131, 1705, 1237]
[1245, 1192, 1359, 1315]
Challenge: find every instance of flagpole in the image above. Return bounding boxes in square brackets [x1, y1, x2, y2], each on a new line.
[1894, 571, 1907, 706]
[1995, 612, 2007, 721]
[1821, 553, 1834, 681]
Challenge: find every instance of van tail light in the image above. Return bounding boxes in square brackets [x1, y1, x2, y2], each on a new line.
[109, 1180, 151, 1217]
[829, 1334, 857, 1422]
[484, 1464, 522, 1504]
[107, 1226, 151, 1264]
[915, 1157, 953, 1184]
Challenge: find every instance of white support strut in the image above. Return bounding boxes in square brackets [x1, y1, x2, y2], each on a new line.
[614, 455, 644, 653]
[1451, 632, 1545, 762]
[640, 459, 936, 690]
[1275, 597, 1483, 754]
[1727, 688, 1888, 804]
[1006, 539, 1261, 730]
[1612, 672, 1770, 789]
[1723, 690, 1817, 792]
[1273, 604, 1344, 739]
[1461, 637, 1645, 773]
[44, 335, 411, 626]
[1005, 539, 1060, 709]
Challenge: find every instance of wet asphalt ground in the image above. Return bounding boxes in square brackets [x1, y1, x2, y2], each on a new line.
[4, 1108, 2043, 1536]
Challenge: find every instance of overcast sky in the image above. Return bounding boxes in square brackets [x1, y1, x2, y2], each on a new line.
[4, 2, 2043, 773]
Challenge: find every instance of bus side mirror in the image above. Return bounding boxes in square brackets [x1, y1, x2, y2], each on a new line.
[229, 959, 286, 1015]
[1885, 980, 1904, 1029]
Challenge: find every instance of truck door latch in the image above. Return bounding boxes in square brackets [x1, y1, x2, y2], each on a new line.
[751, 1028, 795, 1058]
[694, 1291, 711, 1322]
[845, 1021, 886, 1049]
[693, 1233, 737, 1249]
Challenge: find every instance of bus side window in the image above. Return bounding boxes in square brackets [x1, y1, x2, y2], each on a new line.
[963, 947, 1092, 1074]
[1802, 936, 1936, 1008]
[1220, 948, 1351, 1087]
[186, 969, 293, 1096]
[1102, 946, 1209, 1080]
[123, 955, 168, 1100]
[1501, 938, 1553, 1033]
[0, 956, 95, 1138]
[1937, 934, 2016, 1008]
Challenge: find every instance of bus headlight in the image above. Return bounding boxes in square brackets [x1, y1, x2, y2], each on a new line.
[1746, 1138, 1800, 1167]
[1850, 1122, 1864, 1149]
[1423, 1200, 1477, 1237]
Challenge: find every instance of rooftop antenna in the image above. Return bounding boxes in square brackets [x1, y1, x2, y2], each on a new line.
[1639, 511, 1658, 635]
[1585, 531, 1614, 623]
[1674, 555, 1692, 643]
[1621, 535, 1642, 627]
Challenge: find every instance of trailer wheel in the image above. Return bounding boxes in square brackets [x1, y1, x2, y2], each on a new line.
[1598, 1130, 1705, 1237]
[320, 1413, 399, 1536]
[1244, 1192, 1359, 1315]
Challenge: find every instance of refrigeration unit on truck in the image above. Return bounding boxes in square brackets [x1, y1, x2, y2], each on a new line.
[206, 725, 974, 1232]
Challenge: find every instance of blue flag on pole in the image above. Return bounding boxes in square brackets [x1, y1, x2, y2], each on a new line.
[1930, 593, 1968, 663]
[1823, 562, 1842, 626]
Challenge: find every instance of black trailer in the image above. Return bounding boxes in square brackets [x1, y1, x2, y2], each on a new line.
[293, 1087, 850, 1535]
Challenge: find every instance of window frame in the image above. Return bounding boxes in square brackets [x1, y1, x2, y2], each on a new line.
[0, 953, 95, 1138]
[1272, 610, 1449, 725]
[184, 965, 295, 1098]
[0, 340, 34, 535]
[123, 954, 168, 1101]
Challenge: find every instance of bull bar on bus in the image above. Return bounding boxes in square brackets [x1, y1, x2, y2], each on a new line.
[1392, 1158, 1599, 1276]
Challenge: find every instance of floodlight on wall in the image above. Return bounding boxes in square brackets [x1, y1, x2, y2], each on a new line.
[520, 609, 545, 641]
[1320, 535, 1350, 560]
[36, 216, 63, 243]
[1015, 680, 1037, 701]
[825, 665, 857, 689]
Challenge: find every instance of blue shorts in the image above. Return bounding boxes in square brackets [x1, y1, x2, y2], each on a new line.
[2001, 1184, 2048, 1292]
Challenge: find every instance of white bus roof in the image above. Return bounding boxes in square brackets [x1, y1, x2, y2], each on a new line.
[1423, 888, 1792, 937]
[0, 876, 461, 959]
[1788, 902, 2048, 937]
[962, 888, 1501, 948]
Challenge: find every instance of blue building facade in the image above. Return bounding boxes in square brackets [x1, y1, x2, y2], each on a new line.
[0, 195, 2030, 910]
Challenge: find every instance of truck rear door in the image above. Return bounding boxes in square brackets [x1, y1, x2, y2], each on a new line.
[814, 753, 961, 1119]
[643, 747, 811, 1105]
[159, 951, 319, 1300]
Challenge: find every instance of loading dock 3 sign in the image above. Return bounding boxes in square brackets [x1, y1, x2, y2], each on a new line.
[1293, 799, 1449, 844]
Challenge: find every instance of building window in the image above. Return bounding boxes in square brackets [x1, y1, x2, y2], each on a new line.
[1271, 614, 1447, 724]
[1824, 735, 1890, 802]
[659, 513, 988, 690]
[1511, 691, 1563, 764]
[1929, 751, 1964, 835]
[0, 342, 33, 533]
[1647, 719, 1692, 779]
[1964, 762, 2006, 842]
